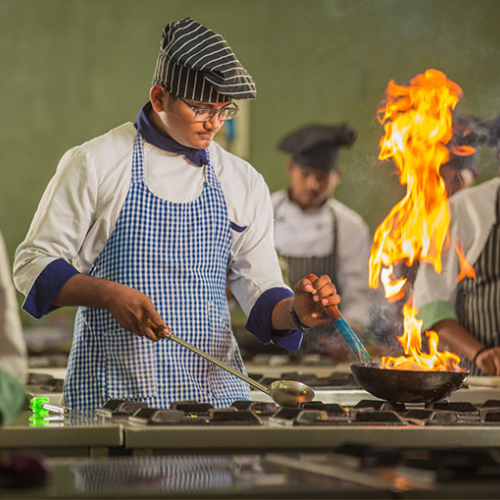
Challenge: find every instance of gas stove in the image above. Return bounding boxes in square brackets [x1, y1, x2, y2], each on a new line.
[98, 395, 500, 452]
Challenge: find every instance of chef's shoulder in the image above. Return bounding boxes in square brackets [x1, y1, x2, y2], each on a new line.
[57, 123, 135, 180]
[448, 177, 500, 222]
[208, 141, 271, 223]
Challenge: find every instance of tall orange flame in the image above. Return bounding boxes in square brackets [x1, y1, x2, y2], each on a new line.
[370, 69, 474, 372]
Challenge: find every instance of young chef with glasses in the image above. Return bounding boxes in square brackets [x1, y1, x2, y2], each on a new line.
[414, 114, 500, 375]
[13, 18, 340, 410]
[271, 124, 371, 358]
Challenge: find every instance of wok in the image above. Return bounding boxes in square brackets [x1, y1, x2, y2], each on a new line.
[350, 362, 469, 403]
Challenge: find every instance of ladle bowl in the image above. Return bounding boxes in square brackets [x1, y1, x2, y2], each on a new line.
[269, 380, 315, 407]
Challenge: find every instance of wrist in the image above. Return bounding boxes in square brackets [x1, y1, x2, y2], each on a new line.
[290, 307, 310, 334]
[472, 346, 490, 365]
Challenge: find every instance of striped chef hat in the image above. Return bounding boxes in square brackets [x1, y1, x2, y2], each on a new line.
[152, 18, 256, 102]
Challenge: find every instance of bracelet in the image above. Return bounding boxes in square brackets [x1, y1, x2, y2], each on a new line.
[472, 346, 490, 365]
[290, 308, 310, 334]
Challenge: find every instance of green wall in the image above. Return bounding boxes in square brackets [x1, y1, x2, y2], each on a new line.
[1, 0, 500, 322]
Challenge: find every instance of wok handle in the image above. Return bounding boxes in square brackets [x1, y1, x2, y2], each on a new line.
[147, 319, 271, 395]
[306, 274, 372, 362]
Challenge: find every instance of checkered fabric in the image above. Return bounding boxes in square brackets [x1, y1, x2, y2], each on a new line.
[64, 133, 250, 409]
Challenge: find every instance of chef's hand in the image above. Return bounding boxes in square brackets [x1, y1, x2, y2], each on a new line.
[475, 347, 500, 376]
[292, 274, 341, 328]
[106, 283, 170, 342]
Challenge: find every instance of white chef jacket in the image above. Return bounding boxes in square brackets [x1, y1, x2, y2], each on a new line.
[13, 122, 298, 346]
[0, 231, 28, 382]
[271, 190, 371, 328]
[414, 177, 500, 330]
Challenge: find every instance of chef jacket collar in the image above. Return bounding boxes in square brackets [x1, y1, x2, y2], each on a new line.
[135, 102, 208, 167]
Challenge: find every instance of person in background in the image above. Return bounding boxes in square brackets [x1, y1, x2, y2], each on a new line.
[439, 114, 487, 197]
[271, 124, 371, 359]
[0, 230, 28, 424]
[372, 114, 487, 352]
[414, 114, 500, 375]
[13, 18, 340, 410]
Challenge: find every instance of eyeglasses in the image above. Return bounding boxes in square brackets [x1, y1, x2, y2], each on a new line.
[177, 96, 239, 123]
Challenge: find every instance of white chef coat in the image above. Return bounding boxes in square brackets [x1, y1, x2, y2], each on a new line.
[414, 177, 500, 330]
[0, 231, 28, 382]
[271, 190, 371, 328]
[13, 122, 290, 323]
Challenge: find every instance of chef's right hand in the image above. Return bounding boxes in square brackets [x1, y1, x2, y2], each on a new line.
[106, 283, 169, 342]
[476, 347, 500, 375]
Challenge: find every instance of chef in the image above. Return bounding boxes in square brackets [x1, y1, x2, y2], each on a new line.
[271, 124, 371, 356]
[414, 114, 500, 375]
[0, 228, 28, 425]
[0, 229, 28, 384]
[13, 18, 340, 410]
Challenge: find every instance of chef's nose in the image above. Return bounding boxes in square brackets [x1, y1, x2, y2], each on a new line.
[205, 111, 223, 129]
[305, 174, 320, 191]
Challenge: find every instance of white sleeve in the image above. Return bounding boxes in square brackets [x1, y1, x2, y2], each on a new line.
[0, 232, 28, 382]
[227, 175, 289, 317]
[414, 205, 470, 311]
[13, 146, 98, 296]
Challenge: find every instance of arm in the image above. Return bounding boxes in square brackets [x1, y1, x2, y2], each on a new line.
[53, 274, 168, 342]
[431, 319, 500, 375]
[271, 275, 341, 330]
[13, 140, 166, 341]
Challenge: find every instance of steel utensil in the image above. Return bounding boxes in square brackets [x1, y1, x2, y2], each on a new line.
[148, 320, 315, 407]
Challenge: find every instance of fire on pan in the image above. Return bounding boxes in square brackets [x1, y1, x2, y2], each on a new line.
[360, 69, 474, 404]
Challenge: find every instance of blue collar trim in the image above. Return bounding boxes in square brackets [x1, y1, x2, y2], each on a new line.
[135, 102, 208, 167]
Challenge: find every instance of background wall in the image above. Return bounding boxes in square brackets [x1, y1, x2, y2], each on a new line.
[1, 0, 500, 325]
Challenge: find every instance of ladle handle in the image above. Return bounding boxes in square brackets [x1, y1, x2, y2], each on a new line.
[307, 274, 372, 362]
[147, 320, 271, 395]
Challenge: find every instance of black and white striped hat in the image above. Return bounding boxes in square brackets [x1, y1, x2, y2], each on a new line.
[152, 18, 256, 103]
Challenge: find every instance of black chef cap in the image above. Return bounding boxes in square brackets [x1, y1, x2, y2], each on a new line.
[152, 18, 256, 103]
[278, 124, 357, 171]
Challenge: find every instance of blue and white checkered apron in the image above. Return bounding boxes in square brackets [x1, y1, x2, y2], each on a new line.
[64, 133, 250, 409]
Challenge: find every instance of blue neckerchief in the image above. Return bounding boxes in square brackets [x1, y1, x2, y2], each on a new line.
[135, 102, 208, 167]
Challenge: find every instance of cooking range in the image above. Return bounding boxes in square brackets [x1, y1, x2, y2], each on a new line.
[4, 371, 500, 498]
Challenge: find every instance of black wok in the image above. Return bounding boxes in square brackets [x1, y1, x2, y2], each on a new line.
[350, 362, 469, 403]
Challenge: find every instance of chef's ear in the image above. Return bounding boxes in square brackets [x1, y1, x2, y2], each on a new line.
[150, 84, 169, 113]
[286, 158, 297, 177]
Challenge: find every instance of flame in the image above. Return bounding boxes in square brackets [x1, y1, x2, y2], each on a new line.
[454, 237, 476, 282]
[381, 303, 462, 371]
[370, 69, 474, 372]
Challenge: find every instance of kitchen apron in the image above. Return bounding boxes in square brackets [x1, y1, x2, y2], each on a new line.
[64, 133, 250, 409]
[273, 197, 339, 357]
[456, 187, 500, 375]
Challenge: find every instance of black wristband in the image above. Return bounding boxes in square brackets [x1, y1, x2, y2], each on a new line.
[473, 346, 490, 365]
[290, 308, 310, 334]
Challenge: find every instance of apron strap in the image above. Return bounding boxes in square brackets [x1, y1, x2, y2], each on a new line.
[132, 133, 146, 184]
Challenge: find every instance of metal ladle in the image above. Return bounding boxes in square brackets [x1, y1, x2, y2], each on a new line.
[148, 320, 315, 407]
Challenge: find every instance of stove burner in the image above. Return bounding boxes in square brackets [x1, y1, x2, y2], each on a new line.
[231, 401, 278, 416]
[96, 399, 148, 418]
[170, 402, 214, 414]
[95, 397, 500, 427]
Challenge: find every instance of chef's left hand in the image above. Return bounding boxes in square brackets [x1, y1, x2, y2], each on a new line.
[292, 274, 341, 328]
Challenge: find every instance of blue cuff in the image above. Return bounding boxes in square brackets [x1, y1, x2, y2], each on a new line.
[246, 287, 303, 351]
[23, 259, 80, 319]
